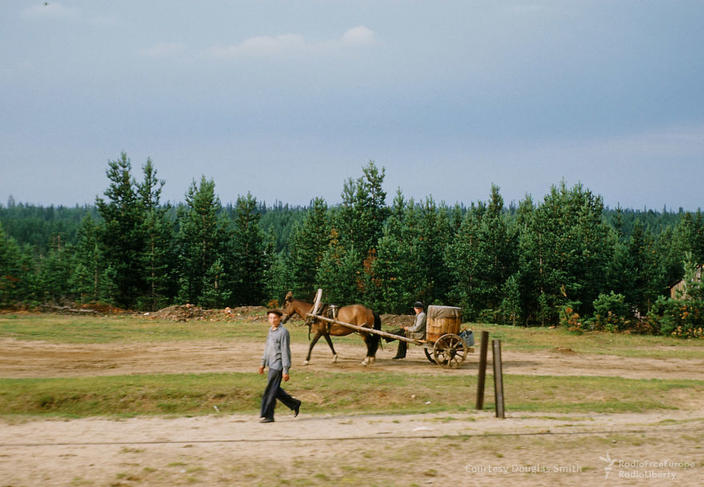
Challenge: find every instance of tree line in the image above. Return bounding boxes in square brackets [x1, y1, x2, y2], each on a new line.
[1, 154, 703, 338]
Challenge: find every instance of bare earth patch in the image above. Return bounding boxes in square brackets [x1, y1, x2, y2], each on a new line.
[1, 337, 702, 380]
[1, 332, 703, 485]
[1, 411, 702, 486]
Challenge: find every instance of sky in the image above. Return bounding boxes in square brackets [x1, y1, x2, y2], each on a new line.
[1, 0, 703, 210]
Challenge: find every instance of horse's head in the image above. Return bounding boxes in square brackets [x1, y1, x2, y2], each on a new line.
[281, 291, 296, 323]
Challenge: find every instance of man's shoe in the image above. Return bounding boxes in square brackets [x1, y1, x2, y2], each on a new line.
[259, 417, 274, 423]
[293, 401, 301, 417]
[391, 355, 405, 360]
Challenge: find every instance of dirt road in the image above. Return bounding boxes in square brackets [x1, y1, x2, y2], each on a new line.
[1, 337, 702, 380]
[1, 409, 702, 486]
[2, 337, 703, 485]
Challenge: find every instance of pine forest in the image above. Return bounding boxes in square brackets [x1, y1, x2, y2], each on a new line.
[2, 153, 704, 339]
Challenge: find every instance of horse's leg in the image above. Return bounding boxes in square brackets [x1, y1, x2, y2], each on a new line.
[305, 330, 323, 365]
[322, 333, 338, 363]
[361, 333, 375, 366]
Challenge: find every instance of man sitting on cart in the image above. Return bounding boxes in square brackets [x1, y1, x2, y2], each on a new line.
[385, 301, 427, 359]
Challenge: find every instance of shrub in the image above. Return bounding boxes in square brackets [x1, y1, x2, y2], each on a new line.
[646, 295, 704, 338]
[590, 292, 632, 332]
[559, 301, 583, 333]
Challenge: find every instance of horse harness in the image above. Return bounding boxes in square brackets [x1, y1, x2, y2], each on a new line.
[323, 304, 339, 333]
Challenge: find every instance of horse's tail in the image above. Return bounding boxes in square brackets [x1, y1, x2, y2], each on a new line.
[368, 311, 382, 356]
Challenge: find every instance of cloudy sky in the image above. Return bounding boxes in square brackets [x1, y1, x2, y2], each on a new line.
[2, 1, 703, 210]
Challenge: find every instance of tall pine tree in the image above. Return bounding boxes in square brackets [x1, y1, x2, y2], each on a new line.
[227, 193, 270, 306]
[176, 177, 228, 305]
[137, 159, 175, 310]
[95, 153, 146, 308]
[286, 197, 331, 299]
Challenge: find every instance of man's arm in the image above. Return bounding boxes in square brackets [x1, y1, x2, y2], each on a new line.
[260, 331, 269, 373]
[281, 328, 292, 376]
[407, 312, 427, 334]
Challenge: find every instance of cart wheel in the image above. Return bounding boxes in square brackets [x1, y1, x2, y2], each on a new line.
[423, 347, 438, 365]
[433, 334, 468, 368]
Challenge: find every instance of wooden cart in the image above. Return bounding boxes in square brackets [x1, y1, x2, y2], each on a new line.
[306, 290, 473, 368]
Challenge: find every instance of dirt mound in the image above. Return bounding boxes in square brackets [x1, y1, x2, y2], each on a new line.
[380, 313, 415, 328]
[147, 305, 268, 322]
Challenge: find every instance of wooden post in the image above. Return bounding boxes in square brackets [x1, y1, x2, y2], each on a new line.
[475, 331, 489, 410]
[492, 339, 505, 419]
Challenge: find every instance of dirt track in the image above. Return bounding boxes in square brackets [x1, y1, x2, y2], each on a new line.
[1, 337, 702, 380]
[1, 410, 702, 486]
[1, 337, 703, 485]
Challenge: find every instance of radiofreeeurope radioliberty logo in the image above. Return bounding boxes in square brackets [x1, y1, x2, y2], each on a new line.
[599, 452, 696, 481]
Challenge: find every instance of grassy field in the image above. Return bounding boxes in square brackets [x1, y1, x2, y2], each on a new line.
[1, 370, 701, 419]
[2, 312, 703, 358]
[1, 313, 703, 419]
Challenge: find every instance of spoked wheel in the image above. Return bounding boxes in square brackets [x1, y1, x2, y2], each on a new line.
[423, 347, 438, 365]
[432, 334, 468, 368]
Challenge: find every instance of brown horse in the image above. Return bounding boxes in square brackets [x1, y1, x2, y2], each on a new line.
[281, 291, 382, 366]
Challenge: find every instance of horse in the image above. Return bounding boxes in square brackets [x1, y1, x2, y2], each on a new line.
[281, 291, 382, 366]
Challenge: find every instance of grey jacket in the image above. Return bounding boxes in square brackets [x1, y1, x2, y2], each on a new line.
[407, 311, 427, 339]
[261, 325, 292, 374]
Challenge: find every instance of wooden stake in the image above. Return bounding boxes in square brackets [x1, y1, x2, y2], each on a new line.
[492, 339, 505, 419]
[475, 331, 489, 410]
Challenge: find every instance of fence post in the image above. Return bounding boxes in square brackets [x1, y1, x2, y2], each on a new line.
[475, 331, 489, 410]
[492, 339, 505, 419]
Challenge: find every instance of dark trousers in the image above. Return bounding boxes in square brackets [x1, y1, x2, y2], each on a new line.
[388, 328, 408, 357]
[260, 368, 299, 420]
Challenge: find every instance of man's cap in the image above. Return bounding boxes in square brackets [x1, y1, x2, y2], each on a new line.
[267, 309, 283, 316]
[413, 301, 424, 309]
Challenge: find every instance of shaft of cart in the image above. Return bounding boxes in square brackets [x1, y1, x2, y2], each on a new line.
[306, 313, 424, 345]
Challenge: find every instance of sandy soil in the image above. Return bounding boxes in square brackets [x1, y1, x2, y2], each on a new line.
[1, 410, 702, 486]
[1, 336, 703, 485]
[1, 337, 702, 380]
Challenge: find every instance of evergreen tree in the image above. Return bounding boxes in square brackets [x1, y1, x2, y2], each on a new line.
[500, 273, 521, 325]
[95, 153, 147, 308]
[447, 186, 518, 320]
[227, 193, 270, 306]
[336, 161, 388, 257]
[176, 177, 228, 305]
[0, 222, 28, 306]
[199, 258, 231, 308]
[372, 191, 415, 312]
[414, 197, 454, 305]
[71, 216, 107, 302]
[622, 220, 660, 313]
[332, 162, 388, 302]
[315, 230, 363, 304]
[37, 236, 75, 304]
[286, 197, 331, 299]
[137, 159, 175, 310]
[518, 182, 612, 323]
[266, 249, 290, 306]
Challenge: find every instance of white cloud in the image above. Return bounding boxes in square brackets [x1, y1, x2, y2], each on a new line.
[208, 34, 306, 58]
[203, 26, 376, 59]
[341, 26, 376, 46]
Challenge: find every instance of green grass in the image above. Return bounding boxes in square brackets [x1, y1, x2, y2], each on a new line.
[1, 370, 701, 418]
[1, 313, 702, 359]
[1, 313, 703, 419]
[472, 322, 704, 359]
[0, 313, 322, 344]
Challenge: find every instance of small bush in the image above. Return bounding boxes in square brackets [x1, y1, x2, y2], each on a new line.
[590, 292, 632, 332]
[559, 301, 583, 333]
[647, 295, 704, 338]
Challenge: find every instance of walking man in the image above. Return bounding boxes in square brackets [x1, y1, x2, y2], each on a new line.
[258, 309, 301, 423]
